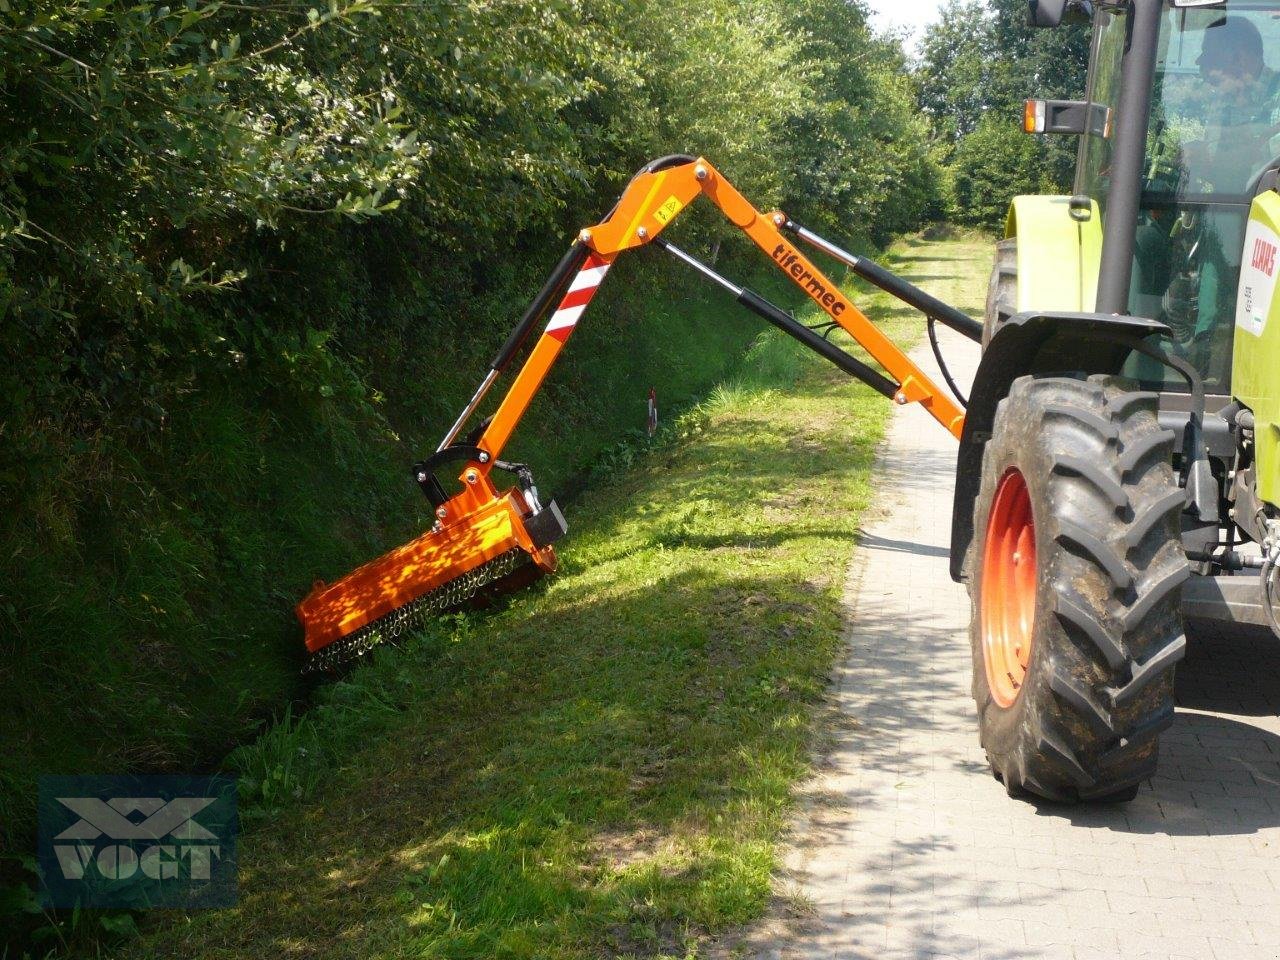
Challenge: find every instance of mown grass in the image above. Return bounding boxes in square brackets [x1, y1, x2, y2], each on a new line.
[67, 231, 989, 959]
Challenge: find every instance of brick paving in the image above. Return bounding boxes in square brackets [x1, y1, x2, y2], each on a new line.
[762, 326, 1280, 960]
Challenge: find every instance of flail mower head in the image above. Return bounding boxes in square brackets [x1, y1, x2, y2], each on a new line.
[295, 242, 611, 674]
[297, 450, 567, 674]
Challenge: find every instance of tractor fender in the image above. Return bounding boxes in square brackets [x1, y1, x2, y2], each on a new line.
[1004, 195, 1102, 315]
[949, 311, 1171, 582]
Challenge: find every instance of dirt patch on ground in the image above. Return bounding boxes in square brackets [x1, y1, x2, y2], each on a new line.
[589, 825, 666, 871]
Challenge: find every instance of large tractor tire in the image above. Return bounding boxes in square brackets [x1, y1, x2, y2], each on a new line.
[969, 374, 1188, 802]
[983, 237, 1017, 349]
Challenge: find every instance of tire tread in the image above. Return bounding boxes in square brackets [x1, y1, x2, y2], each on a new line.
[969, 374, 1186, 804]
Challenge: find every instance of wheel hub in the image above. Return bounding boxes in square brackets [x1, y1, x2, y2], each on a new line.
[980, 468, 1037, 708]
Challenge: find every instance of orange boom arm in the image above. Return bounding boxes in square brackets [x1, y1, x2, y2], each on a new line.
[296, 155, 979, 671]
[475, 156, 964, 468]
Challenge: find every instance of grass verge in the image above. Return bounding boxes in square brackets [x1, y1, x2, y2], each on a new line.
[93, 231, 987, 959]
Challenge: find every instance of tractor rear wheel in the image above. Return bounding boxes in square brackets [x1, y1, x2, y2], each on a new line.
[969, 375, 1188, 802]
[983, 237, 1017, 349]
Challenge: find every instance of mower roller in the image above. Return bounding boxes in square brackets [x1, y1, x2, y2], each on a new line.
[296, 154, 980, 674]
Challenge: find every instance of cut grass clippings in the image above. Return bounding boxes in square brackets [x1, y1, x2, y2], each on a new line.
[118, 231, 991, 960]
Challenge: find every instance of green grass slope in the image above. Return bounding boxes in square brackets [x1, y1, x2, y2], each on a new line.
[0, 254, 756, 856]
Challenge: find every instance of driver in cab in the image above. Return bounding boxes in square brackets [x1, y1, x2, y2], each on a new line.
[1194, 15, 1280, 191]
[1132, 15, 1277, 378]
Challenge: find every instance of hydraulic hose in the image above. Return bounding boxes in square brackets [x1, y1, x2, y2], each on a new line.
[927, 316, 969, 407]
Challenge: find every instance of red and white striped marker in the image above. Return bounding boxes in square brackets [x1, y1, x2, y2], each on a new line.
[544, 252, 611, 343]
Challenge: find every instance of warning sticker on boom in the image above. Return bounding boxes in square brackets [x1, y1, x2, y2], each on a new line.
[1236, 218, 1280, 338]
[653, 195, 684, 225]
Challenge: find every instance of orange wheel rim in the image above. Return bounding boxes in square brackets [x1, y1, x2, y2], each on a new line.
[980, 468, 1037, 708]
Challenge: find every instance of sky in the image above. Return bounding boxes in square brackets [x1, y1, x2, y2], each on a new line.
[863, 0, 951, 49]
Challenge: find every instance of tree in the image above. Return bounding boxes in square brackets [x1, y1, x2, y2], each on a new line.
[916, 0, 1089, 223]
[917, 0, 995, 144]
[950, 113, 1054, 227]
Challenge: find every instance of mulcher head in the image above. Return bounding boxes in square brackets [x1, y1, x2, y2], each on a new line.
[295, 223, 600, 676]
[297, 463, 567, 675]
[294, 210, 609, 677]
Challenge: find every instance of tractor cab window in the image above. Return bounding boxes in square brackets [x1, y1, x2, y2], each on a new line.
[1126, 4, 1280, 391]
[1078, 7, 1127, 217]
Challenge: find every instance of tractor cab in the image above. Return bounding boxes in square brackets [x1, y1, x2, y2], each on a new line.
[1072, 2, 1280, 393]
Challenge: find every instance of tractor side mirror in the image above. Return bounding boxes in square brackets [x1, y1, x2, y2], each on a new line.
[1028, 0, 1093, 28]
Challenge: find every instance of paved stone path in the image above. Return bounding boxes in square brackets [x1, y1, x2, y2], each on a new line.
[764, 325, 1280, 960]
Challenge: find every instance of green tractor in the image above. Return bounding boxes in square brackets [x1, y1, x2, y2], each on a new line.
[955, 0, 1280, 801]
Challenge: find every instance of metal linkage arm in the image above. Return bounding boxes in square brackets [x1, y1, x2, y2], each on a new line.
[783, 220, 983, 344]
[572, 156, 966, 438]
[443, 155, 969, 489]
[435, 241, 590, 452]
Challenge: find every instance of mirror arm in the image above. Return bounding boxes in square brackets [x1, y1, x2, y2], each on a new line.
[1028, 0, 1094, 28]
